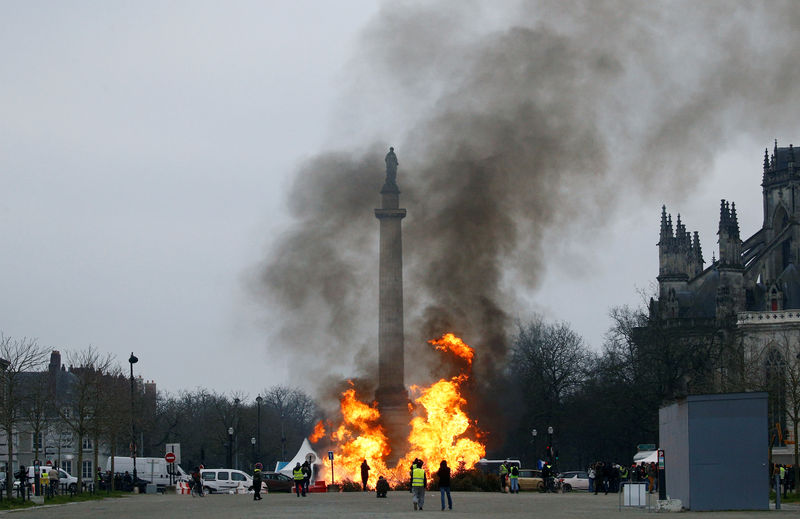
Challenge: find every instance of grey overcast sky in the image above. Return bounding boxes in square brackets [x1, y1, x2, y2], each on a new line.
[2, 1, 798, 399]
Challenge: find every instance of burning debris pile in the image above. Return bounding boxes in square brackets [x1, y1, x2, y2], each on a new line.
[311, 333, 485, 487]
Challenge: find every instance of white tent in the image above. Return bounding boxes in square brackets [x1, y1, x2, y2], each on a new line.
[277, 438, 322, 481]
[633, 449, 658, 464]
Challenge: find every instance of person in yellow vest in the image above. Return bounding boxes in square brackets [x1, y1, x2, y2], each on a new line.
[293, 462, 306, 497]
[499, 461, 509, 492]
[40, 469, 50, 498]
[411, 459, 426, 511]
[508, 464, 519, 494]
[779, 464, 786, 498]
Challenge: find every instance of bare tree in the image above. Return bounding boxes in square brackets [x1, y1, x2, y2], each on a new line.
[260, 386, 319, 461]
[0, 335, 48, 498]
[57, 347, 114, 492]
[98, 371, 129, 490]
[21, 372, 50, 467]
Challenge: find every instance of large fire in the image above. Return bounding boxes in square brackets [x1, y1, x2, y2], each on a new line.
[427, 333, 474, 365]
[311, 334, 485, 487]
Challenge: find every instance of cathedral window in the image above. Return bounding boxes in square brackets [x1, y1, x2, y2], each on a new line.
[765, 348, 787, 446]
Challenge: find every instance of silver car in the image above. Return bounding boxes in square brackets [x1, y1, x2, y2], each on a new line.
[557, 471, 590, 491]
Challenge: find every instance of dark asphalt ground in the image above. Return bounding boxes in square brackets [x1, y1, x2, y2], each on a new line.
[1, 490, 797, 518]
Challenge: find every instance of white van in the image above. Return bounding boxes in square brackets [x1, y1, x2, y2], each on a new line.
[16, 466, 77, 493]
[199, 469, 263, 494]
[106, 457, 187, 486]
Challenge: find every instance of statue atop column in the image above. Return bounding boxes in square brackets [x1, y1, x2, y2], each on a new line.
[385, 147, 398, 184]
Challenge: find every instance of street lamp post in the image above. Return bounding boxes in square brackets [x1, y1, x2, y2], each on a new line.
[547, 426, 554, 466]
[531, 429, 537, 464]
[255, 395, 262, 461]
[234, 398, 240, 470]
[251, 437, 256, 468]
[129, 353, 139, 485]
[227, 427, 234, 468]
[280, 412, 286, 461]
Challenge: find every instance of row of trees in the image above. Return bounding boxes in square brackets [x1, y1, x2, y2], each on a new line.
[493, 308, 800, 480]
[0, 334, 319, 497]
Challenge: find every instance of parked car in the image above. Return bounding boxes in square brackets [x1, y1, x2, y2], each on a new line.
[557, 471, 590, 491]
[517, 468, 544, 491]
[261, 471, 294, 493]
[200, 469, 265, 494]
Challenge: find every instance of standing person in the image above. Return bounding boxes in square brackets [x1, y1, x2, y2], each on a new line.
[40, 468, 50, 497]
[49, 466, 59, 496]
[293, 462, 306, 497]
[542, 462, 552, 493]
[779, 464, 787, 498]
[646, 462, 657, 494]
[301, 461, 311, 495]
[588, 464, 595, 493]
[361, 459, 370, 492]
[499, 461, 509, 492]
[411, 459, 426, 511]
[252, 463, 263, 501]
[593, 462, 603, 495]
[16, 465, 28, 500]
[437, 460, 452, 510]
[509, 464, 520, 494]
[191, 467, 204, 497]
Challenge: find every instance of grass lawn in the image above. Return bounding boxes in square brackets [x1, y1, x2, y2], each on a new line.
[770, 490, 800, 503]
[0, 490, 129, 510]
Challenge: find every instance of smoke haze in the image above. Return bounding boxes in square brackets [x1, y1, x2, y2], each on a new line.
[256, 1, 800, 408]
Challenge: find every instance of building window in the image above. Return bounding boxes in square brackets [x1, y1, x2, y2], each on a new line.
[61, 431, 73, 449]
[33, 432, 43, 451]
[82, 437, 92, 451]
[62, 460, 72, 475]
[765, 348, 787, 446]
[82, 460, 93, 480]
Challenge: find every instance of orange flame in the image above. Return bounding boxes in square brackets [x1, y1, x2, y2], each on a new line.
[428, 333, 474, 364]
[309, 420, 326, 443]
[316, 335, 485, 487]
[399, 374, 484, 472]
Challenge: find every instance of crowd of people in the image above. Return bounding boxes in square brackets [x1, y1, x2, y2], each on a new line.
[588, 461, 658, 494]
[773, 463, 796, 498]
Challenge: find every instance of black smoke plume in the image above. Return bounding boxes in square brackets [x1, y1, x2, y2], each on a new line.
[255, 1, 800, 425]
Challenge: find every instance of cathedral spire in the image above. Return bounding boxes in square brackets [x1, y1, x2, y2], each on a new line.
[764, 148, 770, 172]
[731, 202, 740, 238]
[659, 205, 669, 243]
[693, 231, 704, 263]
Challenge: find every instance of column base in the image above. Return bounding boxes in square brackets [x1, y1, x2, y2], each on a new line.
[376, 386, 411, 466]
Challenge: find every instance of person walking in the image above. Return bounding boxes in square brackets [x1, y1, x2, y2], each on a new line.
[437, 460, 452, 510]
[411, 459, 426, 511]
[252, 463, 263, 501]
[509, 464, 520, 494]
[361, 459, 370, 492]
[293, 462, 306, 497]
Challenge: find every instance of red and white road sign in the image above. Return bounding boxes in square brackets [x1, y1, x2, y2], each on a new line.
[165, 452, 176, 463]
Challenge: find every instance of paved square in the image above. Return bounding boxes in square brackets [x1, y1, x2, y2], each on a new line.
[4, 491, 797, 518]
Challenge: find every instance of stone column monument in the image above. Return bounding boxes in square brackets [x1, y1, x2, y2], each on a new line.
[374, 147, 410, 463]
